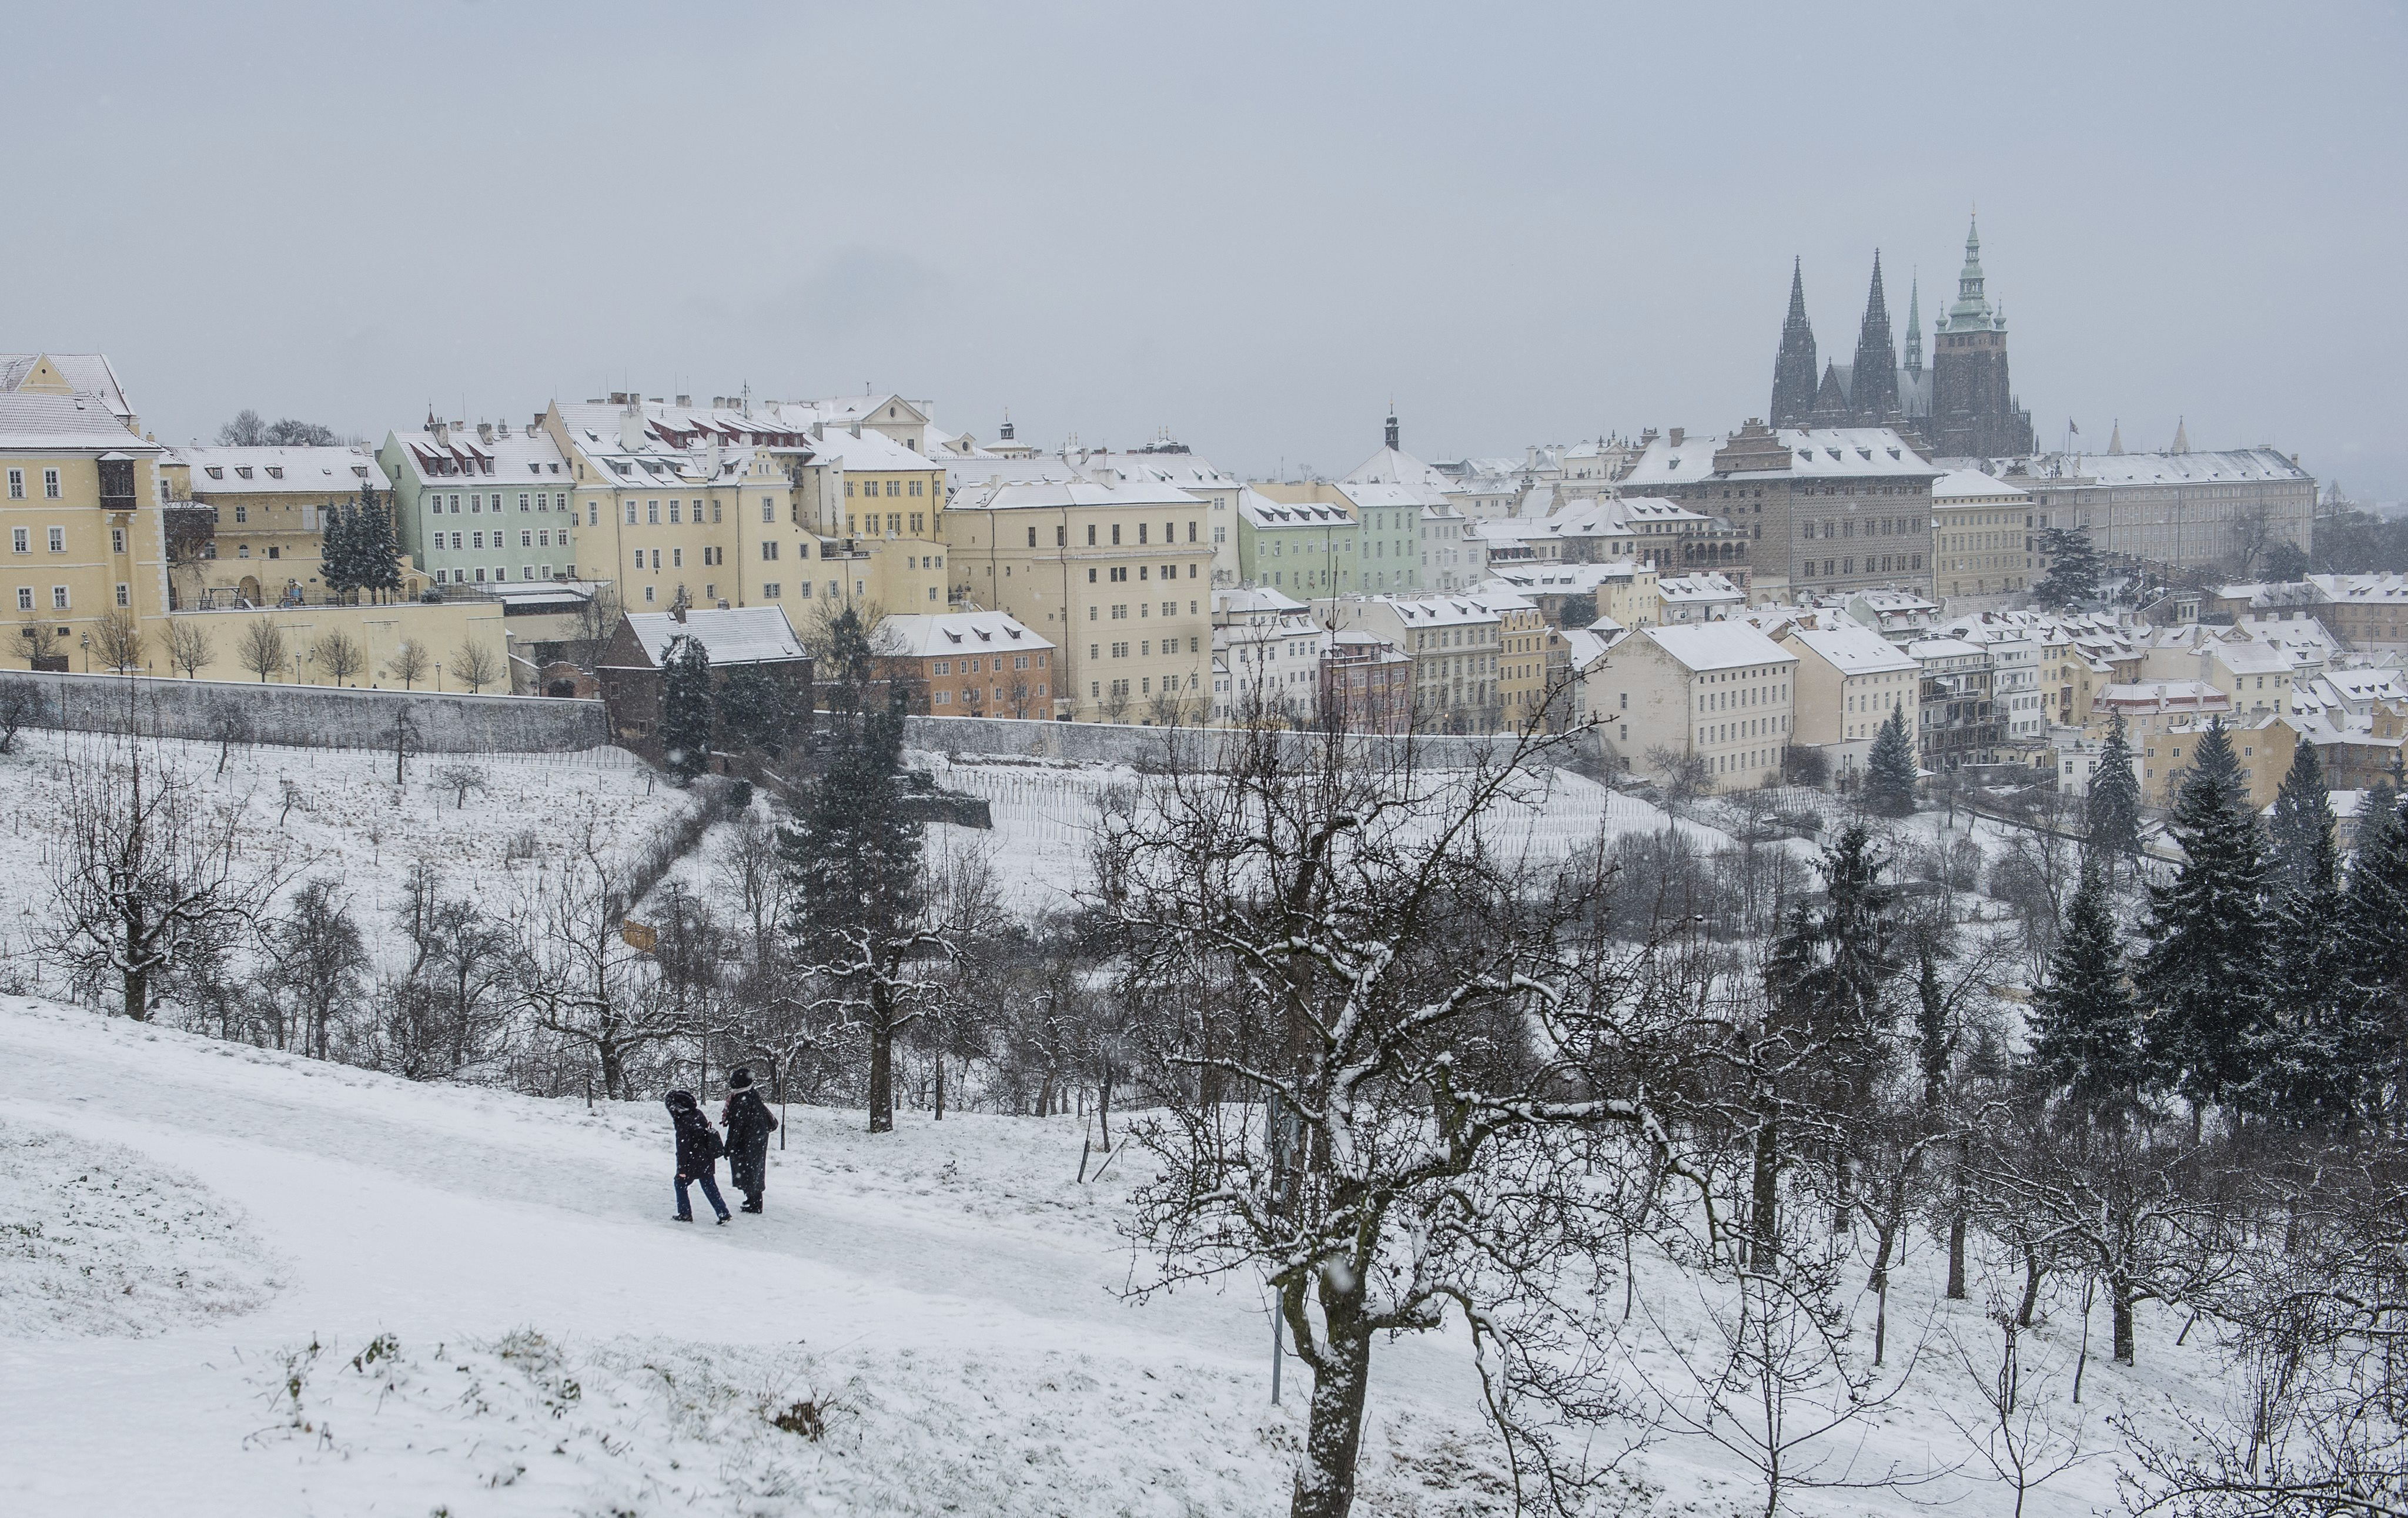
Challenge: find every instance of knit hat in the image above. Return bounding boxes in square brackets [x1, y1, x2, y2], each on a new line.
[665, 1088, 697, 1111]
[729, 1067, 755, 1091]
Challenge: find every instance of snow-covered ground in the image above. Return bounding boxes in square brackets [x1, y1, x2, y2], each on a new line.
[0, 992, 2238, 1517]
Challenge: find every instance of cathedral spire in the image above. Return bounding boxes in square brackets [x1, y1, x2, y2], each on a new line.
[1943, 214, 1995, 333]
[2170, 416, 2190, 454]
[1770, 256, 1820, 427]
[1901, 275, 1923, 375]
[2107, 419, 2123, 455]
[1850, 250, 1902, 424]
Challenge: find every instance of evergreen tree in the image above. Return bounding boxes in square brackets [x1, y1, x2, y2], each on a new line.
[320, 501, 357, 601]
[657, 633, 714, 785]
[1864, 705, 1918, 817]
[780, 607, 925, 1133]
[2033, 525, 2101, 605]
[2256, 743, 2346, 1118]
[2334, 788, 2408, 1126]
[2030, 855, 2146, 1102]
[717, 663, 800, 758]
[2137, 719, 2271, 1107]
[358, 484, 402, 601]
[2085, 712, 2143, 878]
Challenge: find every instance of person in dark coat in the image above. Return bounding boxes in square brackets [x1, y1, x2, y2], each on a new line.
[719, 1066, 778, 1214]
[664, 1088, 731, 1224]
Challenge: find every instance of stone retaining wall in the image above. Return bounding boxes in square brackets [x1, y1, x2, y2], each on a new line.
[0, 669, 608, 754]
[901, 713, 1606, 774]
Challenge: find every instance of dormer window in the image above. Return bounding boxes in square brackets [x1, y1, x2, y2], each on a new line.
[205, 466, 223, 480]
[235, 467, 253, 479]
[265, 467, 284, 479]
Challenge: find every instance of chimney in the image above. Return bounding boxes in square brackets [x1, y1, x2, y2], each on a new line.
[618, 393, 646, 452]
[675, 394, 691, 408]
[610, 392, 627, 405]
[476, 421, 494, 445]
[1669, 427, 1685, 447]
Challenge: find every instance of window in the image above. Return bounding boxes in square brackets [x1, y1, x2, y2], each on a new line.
[626, 501, 638, 524]
[4, 469, 17, 498]
[14, 589, 28, 610]
[763, 582, 781, 598]
[590, 503, 599, 526]
[885, 480, 900, 497]
[111, 527, 125, 554]
[761, 541, 780, 560]
[644, 584, 655, 603]
[647, 501, 660, 524]
[47, 527, 64, 553]
[519, 493, 530, 511]
[51, 586, 68, 609]
[44, 469, 60, 499]
[669, 501, 683, 524]
[114, 584, 129, 607]
[672, 547, 683, 568]
[8, 529, 21, 553]
[472, 532, 486, 550]
[233, 506, 248, 524]
[909, 479, 924, 497]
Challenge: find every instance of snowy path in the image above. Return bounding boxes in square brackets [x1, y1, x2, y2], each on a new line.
[0, 999, 1479, 1515]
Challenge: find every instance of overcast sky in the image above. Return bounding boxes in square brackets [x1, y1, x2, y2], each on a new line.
[8, 1, 2403, 498]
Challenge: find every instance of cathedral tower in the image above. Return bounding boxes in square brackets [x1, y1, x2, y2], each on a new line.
[1848, 251, 1902, 424]
[1770, 258, 1820, 427]
[1929, 216, 2035, 456]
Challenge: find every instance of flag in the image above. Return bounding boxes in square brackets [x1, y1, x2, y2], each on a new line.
[2069, 419, 2080, 435]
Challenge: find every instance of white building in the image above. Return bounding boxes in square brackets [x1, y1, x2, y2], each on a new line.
[1778, 623, 1921, 774]
[1593, 621, 1798, 789]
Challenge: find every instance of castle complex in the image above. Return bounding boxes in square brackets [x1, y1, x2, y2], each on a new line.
[1771, 218, 2035, 459]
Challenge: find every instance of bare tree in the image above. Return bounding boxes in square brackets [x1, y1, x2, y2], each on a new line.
[1647, 744, 1716, 813]
[42, 736, 287, 1020]
[165, 620, 216, 679]
[89, 609, 145, 673]
[711, 809, 781, 964]
[506, 821, 689, 1099]
[1107, 719, 1707, 1518]
[0, 681, 37, 753]
[565, 587, 623, 676]
[433, 763, 489, 809]
[14, 618, 61, 669]
[310, 630, 366, 686]
[386, 638, 430, 689]
[1096, 678, 1133, 724]
[452, 638, 501, 694]
[258, 878, 370, 1059]
[1942, 1310, 2095, 1518]
[236, 619, 288, 682]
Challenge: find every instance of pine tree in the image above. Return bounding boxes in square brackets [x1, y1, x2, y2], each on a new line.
[2031, 855, 2146, 1102]
[780, 607, 925, 1133]
[717, 664, 799, 758]
[658, 633, 714, 785]
[2085, 712, 2143, 878]
[2137, 718, 2271, 1107]
[2255, 743, 2346, 1118]
[1864, 705, 1918, 817]
[2334, 788, 2408, 1126]
[320, 501, 357, 602]
[2033, 525, 2101, 605]
[358, 484, 402, 601]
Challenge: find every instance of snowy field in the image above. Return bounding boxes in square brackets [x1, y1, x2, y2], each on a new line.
[0, 992, 2239, 1517]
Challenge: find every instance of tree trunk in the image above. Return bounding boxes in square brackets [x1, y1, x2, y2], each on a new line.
[933, 1048, 945, 1122]
[1292, 1290, 1374, 1518]
[2111, 1272, 2136, 1365]
[122, 961, 149, 1023]
[1946, 1146, 1969, 1300]
[867, 982, 894, 1134]
[1749, 1116, 1780, 1265]
[2016, 1245, 2044, 1329]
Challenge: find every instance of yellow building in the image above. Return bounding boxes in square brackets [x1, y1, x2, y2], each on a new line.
[1, 385, 166, 651]
[1932, 468, 2034, 599]
[813, 424, 949, 614]
[1463, 590, 1564, 728]
[163, 445, 406, 608]
[942, 477, 1215, 721]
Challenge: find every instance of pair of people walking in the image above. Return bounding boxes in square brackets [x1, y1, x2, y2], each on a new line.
[664, 1067, 779, 1224]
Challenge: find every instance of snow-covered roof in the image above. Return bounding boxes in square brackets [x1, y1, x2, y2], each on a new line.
[1907, 637, 1988, 661]
[175, 445, 388, 494]
[389, 424, 571, 487]
[1639, 621, 1797, 674]
[1342, 444, 1453, 504]
[1931, 468, 2028, 502]
[1657, 573, 1745, 604]
[0, 352, 133, 419]
[874, 610, 1052, 658]
[2307, 573, 2408, 605]
[0, 393, 154, 450]
[1088, 452, 1239, 493]
[1238, 489, 1352, 529]
[949, 477, 1205, 513]
[1213, 586, 1309, 618]
[618, 607, 807, 667]
[817, 426, 937, 473]
[2040, 448, 2311, 487]
[1619, 427, 1937, 486]
[1784, 624, 1919, 676]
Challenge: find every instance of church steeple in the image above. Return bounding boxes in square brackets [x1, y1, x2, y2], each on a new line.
[1941, 215, 1996, 333]
[1901, 276, 1924, 375]
[1809, 361, 1851, 427]
[2170, 416, 2190, 454]
[1850, 250, 1902, 424]
[2107, 419, 2123, 455]
[1770, 256, 1820, 427]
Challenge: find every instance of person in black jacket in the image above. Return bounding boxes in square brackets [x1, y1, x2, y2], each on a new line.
[719, 1066, 778, 1215]
[664, 1089, 731, 1224]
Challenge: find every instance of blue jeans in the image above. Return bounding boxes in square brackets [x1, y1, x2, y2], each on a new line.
[675, 1169, 730, 1220]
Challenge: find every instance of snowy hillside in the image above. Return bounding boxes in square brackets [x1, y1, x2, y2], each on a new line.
[0, 994, 2240, 1517]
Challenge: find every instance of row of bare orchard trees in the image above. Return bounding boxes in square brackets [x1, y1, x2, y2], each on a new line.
[12, 611, 504, 690]
[22, 639, 2407, 1518]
